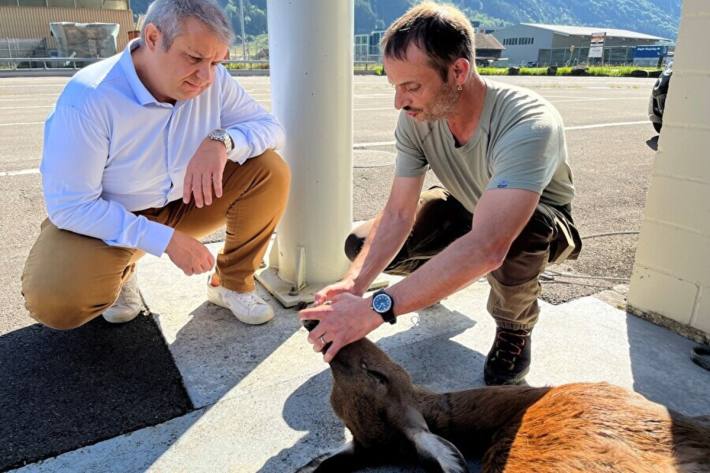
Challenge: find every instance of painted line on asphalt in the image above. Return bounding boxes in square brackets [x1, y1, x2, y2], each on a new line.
[565, 120, 648, 130]
[0, 121, 43, 127]
[552, 97, 647, 104]
[0, 83, 66, 88]
[0, 168, 39, 177]
[0, 105, 53, 110]
[0, 120, 650, 177]
[0, 93, 59, 100]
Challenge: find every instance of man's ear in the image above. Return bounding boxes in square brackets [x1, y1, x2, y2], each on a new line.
[142, 23, 162, 51]
[451, 58, 471, 86]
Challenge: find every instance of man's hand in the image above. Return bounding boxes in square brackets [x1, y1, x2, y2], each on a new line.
[299, 293, 383, 363]
[165, 230, 215, 276]
[183, 139, 228, 208]
[313, 278, 362, 305]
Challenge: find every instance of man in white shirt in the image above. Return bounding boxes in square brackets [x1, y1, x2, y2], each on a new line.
[22, 0, 290, 329]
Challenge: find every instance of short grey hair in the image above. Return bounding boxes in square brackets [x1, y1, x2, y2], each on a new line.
[141, 0, 234, 50]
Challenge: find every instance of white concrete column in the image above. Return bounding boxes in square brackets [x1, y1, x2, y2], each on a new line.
[258, 0, 354, 306]
[628, 0, 710, 338]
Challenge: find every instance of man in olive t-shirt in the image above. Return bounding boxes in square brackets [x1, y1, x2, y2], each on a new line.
[299, 3, 581, 386]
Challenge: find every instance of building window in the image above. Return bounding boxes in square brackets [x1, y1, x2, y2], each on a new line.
[48, 0, 76, 7]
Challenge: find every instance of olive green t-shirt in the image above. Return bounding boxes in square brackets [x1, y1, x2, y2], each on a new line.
[394, 78, 574, 212]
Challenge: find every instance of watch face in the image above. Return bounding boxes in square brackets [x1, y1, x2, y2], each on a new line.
[372, 293, 392, 314]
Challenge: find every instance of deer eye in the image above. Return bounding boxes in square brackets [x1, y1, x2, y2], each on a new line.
[366, 368, 389, 385]
[360, 360, 388, 384]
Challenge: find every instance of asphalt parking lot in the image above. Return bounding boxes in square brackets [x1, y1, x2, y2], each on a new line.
[0, 74, 659, 331]
[0, 73, 661, 470]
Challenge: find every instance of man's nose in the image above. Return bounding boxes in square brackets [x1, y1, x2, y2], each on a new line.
[394, 90, 405, 110]
[195, 62, 212, 84]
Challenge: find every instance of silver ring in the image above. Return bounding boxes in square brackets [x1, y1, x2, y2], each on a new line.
[319, 335, 326, 345]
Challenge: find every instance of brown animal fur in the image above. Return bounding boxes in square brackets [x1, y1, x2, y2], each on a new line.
[298, 335, 710, 473]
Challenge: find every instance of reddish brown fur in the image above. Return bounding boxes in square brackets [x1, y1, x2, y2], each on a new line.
[325, 338, 710, 472]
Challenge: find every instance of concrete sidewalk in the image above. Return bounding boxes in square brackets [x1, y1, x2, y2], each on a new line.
[11, 243, 710, 473]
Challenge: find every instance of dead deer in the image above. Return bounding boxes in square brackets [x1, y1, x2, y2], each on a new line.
[298, 322, 710, 473]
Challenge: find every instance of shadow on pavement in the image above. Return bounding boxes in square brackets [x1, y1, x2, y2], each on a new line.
[645, 135, 659, 151]
[626, 312, 710, 417]
[259, 309, 483, 473]
[0, 315, 191, 472]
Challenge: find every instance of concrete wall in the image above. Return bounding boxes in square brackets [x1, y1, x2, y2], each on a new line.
[491, 24, 553, 65]
[629, 0, 710, 338]
[0, 6, 135, 51]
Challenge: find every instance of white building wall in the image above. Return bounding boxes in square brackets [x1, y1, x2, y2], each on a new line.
[629, 0, 710, 338]
[490, 24, 553, 65]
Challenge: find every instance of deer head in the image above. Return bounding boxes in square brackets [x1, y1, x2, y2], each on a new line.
[299, 319, 469, 473]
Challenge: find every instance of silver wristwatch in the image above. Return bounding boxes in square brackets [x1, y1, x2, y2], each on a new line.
[207, 128, 234, 152]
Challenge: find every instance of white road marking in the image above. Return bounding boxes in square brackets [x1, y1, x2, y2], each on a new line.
[0, 120, 650, 177]
[565, 120, 648, 130]
[0, 168, 40, 176]
[0, 105, 53, 110]
[0, 121, 43, 127]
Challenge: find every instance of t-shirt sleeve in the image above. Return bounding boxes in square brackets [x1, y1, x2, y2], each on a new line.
[487, 110, 565, 194]
[394, 112, 429, 177]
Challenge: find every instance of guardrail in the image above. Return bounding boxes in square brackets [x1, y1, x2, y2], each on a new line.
[0, 57, 382, 72]
[0, 57, 272, 71]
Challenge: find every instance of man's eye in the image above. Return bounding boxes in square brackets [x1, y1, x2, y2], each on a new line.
[189, 56, 201, 63]
[407, 86, 420, 92]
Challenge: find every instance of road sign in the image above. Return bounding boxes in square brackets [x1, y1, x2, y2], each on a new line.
[588, 32, 606, 59]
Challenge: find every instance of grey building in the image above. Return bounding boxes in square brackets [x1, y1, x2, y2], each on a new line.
[354, 30, 505, 65]
[491, 23, 665, 66]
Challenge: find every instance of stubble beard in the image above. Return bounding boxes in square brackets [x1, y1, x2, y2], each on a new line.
[421, 82, 460, 121]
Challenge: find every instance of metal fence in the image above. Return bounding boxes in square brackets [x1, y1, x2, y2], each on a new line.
[0, 56, 381, 72]
[536, 46, 638, 67]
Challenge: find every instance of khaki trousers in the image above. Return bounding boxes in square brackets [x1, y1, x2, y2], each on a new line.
[22, 150, 290, 330]
[345, 187, 581, 330]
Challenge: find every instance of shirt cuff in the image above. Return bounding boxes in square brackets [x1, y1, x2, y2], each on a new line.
[138, 219, 175, 257]
[226, 128, 250, 164]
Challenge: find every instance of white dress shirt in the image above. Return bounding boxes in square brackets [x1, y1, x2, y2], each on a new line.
[40, 39, 285, 256]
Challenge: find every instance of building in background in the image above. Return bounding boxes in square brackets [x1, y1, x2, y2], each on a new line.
[491, 23, 666, 66]
[0, 0, 135, 59]
[354, 29, 505, 66]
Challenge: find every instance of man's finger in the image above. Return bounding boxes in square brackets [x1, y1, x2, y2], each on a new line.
[314, 292, 326, 305]
[324, 338, 344, 363]
[183, 173, 193, 204]
[213, 170, 223, 199]
[298, 307, 325, 320]
[307, 327, 326, 346]
[206, 251, 215, 268]
[192, 181, 204, 208]
[202, 173, 212, 206]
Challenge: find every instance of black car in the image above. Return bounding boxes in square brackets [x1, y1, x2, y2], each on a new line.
[649, 62, 673, 133]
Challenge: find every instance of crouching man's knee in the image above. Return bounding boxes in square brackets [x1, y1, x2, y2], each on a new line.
[344, 233, 364, 262]
[22, 278, 106, 330]
[343, 219, 373, 261]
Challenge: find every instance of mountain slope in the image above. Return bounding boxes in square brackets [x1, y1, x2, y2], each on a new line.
[130, 0, 681, 40]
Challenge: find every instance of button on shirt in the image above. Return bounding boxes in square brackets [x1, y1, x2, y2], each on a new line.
[40, 39, 285, 257]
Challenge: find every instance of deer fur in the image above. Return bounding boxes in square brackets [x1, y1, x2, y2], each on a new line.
[298, 324, 710, 473]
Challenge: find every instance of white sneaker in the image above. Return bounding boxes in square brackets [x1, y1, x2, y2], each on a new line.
[103, 272, 144, 323]
[206, 277, 274, 325]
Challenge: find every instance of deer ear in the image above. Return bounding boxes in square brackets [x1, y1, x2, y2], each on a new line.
[401, 407, 469, 473]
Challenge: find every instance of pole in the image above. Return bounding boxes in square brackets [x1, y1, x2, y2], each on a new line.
[239, 0, 248, 60]
[259, 0, 354, 307]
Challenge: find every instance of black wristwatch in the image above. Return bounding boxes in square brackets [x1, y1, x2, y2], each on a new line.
[371, 289, 396, 325]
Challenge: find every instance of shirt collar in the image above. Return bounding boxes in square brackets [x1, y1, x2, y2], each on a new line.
[119, 38, 164, 106]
